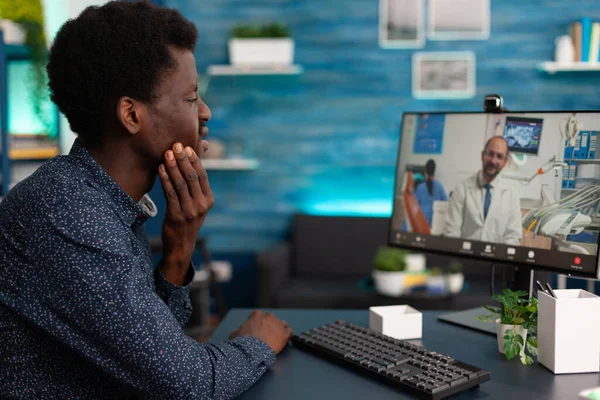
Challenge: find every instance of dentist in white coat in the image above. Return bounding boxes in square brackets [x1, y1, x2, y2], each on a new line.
[443, 136, 522, 246]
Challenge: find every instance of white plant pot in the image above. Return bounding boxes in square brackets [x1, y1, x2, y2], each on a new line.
[496, 319, 528, 354]
[426, 275, 446, 295]
[228, 38, 294, 66]
[372, 270, 405, 297]
[446, 273, 464, 294]
[0, 20, 26, 44]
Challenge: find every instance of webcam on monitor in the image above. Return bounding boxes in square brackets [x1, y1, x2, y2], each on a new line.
[483, 94, 508, 113]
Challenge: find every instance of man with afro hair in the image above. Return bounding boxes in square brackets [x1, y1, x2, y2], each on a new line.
[0, 2, 291, 399]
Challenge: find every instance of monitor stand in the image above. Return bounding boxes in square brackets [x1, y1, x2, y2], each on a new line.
[437, 263, 538, 335]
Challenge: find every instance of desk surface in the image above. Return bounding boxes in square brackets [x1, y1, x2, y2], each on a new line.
[210, 308, 600, 399]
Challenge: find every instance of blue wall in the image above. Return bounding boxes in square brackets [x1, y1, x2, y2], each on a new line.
[146, 0, 600, 254]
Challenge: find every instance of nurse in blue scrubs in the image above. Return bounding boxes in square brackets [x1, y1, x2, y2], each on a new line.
[415, 159, 447, 227]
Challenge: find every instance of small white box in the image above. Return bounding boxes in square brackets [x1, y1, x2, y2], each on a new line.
[369, 305, 422, 340]
[538, 289, 600, 374]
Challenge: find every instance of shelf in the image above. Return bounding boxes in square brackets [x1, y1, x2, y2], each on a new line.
[9, 147, 59, 160]
[207, 64, 303, 76]
[5, 44, 31, 61]
[564, 159, 600, 164]
[202, 158, 259, 170]
[537, 62, 600, 74]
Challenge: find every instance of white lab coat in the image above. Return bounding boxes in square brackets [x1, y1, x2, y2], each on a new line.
[443, 172, 522, 246]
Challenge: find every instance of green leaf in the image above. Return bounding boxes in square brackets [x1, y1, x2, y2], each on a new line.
[501, 315, 514, 324]
[520, 352, 534, 365]
[483, 305, 501, 315]
[475, 315, 496, 322]
[526, 337, 538, 357]
[514, 334, 525, 346]
[512, 317, 525, 325]
[503, 330, 522, 360]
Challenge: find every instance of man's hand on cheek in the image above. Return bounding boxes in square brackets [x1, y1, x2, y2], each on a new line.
[157, 142, 214, 286]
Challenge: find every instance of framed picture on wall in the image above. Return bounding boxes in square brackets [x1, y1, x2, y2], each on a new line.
[412, 51, 476, 99]
[379, 0, 425, 49]
[428, 0, 490, 40]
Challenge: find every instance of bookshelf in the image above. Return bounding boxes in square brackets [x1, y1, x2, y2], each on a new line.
[537, 62, 600, 74]
[0, 34, 60, 198]
[207, 64, 303, 76]
[200, 64, 303, 95]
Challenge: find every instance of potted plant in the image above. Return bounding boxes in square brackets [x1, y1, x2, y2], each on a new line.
[0, 0, 51, 133]
[476, 289, 538, 365]
[446, 262, 464, 294]
[228, 22, 294, 67]
[426, 266, 446, 295]
[372, 246, 407, 297]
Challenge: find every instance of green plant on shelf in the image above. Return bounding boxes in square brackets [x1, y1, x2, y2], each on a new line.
[373, 246, 407, 272]
[0, 0, 51, 135]
[448, 262, 463, 274]
[231, 22, 290, 38]
[428, 266, 443, 276]
[476, 288, 538, 365]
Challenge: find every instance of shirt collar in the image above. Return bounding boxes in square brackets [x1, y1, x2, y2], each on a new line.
[68, 139, 152, 227]
[478, 170, 501, 189]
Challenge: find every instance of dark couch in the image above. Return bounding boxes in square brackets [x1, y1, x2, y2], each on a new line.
[256, 214, 531, 311]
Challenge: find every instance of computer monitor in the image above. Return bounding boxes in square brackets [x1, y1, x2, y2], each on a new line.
[389, 111, 600, 279]
[504, 116, 543, 155]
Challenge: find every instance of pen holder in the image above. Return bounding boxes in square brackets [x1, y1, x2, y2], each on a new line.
[538, 289, 600, 374]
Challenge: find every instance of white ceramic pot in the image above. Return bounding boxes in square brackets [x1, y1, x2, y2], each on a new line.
[0, 20, 26, 44]
[372, 270, 405, 297]
[405, 253, 426, 273]
[426, 275, 446, 295]
[446, 273, 464, 294]
[228, 38, 294, 66]
[496, 319, 528, 354]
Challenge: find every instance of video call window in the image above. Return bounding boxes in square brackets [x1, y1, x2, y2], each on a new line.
[390, 112, 600, 274]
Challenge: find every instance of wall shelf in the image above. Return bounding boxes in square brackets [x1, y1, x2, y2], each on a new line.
[207, 64, 303, 76]
[537, 62, 600, 74]
[566, 159, 600, 164]
[202, 158, 259, 170]
[9, 146, 60, 160]
[6, 44, 31, 61]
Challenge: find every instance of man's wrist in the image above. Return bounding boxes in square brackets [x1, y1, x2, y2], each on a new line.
[159, 253, 192, 286]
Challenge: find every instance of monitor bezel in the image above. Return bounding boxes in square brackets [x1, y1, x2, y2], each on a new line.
[388, 110, 600, 280]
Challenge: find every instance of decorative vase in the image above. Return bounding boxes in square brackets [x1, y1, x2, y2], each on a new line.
[426, 275, 446, 295]
[0, 20, 26, 44]
[228, 38, 294, 66]
[554, 35, 575, 64]
[372, 270, 405, 297]
[446, 273, 464, 294]
[496, 319, 528, 354]
[203, 138, 226, 159]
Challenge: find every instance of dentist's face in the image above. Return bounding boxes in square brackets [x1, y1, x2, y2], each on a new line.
[481, 137, 509, 182]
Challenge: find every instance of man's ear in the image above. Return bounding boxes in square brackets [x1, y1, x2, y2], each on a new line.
[116, 96, 142, 135]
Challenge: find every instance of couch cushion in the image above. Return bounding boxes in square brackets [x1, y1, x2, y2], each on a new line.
[292, 214, 390, 278]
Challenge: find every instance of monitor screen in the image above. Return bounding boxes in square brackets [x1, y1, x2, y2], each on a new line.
[504, 116, 543, 155]
[389, 111, 600, 278]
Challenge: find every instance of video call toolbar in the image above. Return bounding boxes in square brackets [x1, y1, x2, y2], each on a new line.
[390, 231, 597, 275]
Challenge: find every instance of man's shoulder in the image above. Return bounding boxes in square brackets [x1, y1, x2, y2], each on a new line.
[456, 173, 479, 190]
[3, 156, 107, 209]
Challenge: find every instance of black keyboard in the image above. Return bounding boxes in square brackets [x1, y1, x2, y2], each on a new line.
[291, 320, 490, 400]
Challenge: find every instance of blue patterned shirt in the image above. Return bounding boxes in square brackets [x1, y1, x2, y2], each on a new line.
[0, 140, 275, 399]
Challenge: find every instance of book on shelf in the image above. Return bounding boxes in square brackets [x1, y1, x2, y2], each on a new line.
[569, 18, 600, 63]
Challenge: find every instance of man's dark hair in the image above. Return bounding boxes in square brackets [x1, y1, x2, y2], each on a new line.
[424, 159, 436, 195]
[47, 1, 198, 145]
